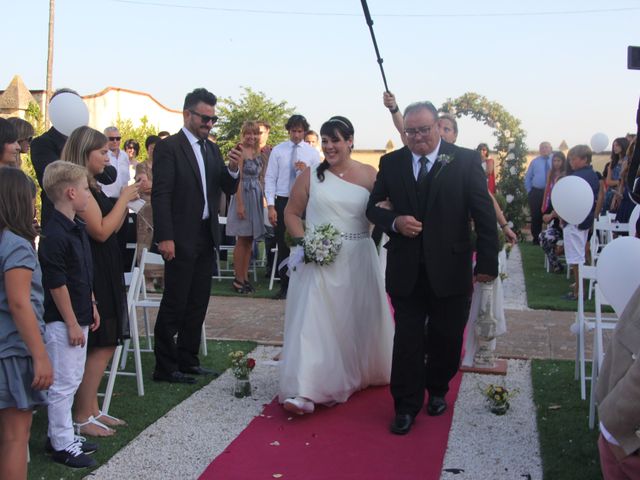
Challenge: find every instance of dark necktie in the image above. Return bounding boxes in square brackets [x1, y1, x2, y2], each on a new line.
[417, 156, 429, 183]
[198, 139, 210, 182]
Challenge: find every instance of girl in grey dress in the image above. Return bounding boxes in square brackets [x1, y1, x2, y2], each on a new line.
[227, 121, 267, 293]
[0, 168, 52, 478]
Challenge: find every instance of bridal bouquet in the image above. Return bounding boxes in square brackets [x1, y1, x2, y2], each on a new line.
[303, 223, 343, 266]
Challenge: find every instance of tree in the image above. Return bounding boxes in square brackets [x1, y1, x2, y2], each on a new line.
[215, 87, 295, 156]
[440, 92, 528, 237]
[115, 115, 158, 162]
[23, 102, 46, 218]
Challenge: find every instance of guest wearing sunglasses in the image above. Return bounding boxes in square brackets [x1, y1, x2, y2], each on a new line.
[151, 88, 241, 384]
[99, 127, 130, 199]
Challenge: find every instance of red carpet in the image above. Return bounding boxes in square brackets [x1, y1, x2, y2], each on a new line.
[200, 372, 462, 480]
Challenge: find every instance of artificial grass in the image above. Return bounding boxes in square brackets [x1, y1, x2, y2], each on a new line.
[532, 359, 601, 480]
[520, 243, 606, 312]
[27, 339, 256, 480]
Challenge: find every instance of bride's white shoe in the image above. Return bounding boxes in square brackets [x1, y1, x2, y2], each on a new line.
[283, 397, 315, 415]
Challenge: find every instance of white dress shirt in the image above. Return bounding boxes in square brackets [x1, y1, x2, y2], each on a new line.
[182, 127, 211, 219]
[410, 138, 442, 180]
[99, 149, 130, 198]
[264, 140, 321, 205]
[181, 127, 239, 220]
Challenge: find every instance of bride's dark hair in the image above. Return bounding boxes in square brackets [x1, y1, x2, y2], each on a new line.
[317, 116, 354, 182]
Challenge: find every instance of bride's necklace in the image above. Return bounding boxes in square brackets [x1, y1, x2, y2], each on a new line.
[332, 161, 354, 178]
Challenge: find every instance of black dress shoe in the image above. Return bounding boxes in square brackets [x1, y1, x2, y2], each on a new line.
[179, 366, 219, 377]
[152, 371, 197, 384]
[390, 413, 414, 435]
[426, 396, 447, 416]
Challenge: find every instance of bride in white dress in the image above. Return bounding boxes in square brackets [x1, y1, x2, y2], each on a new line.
[278, 116, 394, 415]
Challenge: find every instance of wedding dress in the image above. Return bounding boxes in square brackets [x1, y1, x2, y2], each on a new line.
[278, 167, 394, 406]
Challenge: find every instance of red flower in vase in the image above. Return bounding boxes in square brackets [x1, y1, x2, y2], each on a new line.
[247, 358, 256, 370]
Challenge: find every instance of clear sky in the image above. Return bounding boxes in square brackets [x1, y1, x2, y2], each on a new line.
[3, 0, 640, 152]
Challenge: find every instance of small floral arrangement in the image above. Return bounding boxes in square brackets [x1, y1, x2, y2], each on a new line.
[229, 351, 256, 379]
[479, 383, 519, 415]
[303, 223, 343, 266]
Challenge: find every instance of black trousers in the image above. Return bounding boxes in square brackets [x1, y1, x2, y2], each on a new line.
[274, 196, 290, 290]
[528, 187, 545, 243]
[154, 219, 214, 375]
[389, 267, 470, 418]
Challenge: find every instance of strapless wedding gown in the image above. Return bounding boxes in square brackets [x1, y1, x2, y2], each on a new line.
[278, 167, 394, 405]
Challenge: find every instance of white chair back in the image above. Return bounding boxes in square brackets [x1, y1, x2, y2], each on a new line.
[588, 285, 619, 429]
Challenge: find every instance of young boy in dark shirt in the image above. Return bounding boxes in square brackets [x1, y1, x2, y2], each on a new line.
[39, 161, 100, 468]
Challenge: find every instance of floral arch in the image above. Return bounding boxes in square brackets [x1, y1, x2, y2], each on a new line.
[439, 92, 528, 236]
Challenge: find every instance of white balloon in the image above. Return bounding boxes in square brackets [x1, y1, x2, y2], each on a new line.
[550, 176, 594, 225]
[590, 132, 609, 153]
[630, 205, 640, 237]
[48, 92, 89, 136]
[596, 236, 640, 316]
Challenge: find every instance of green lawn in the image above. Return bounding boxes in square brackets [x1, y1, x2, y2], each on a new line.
[520, 243, 608, 312]
[210, 266, 279, 299]
[27, 340, 256, 480]
[532, 359, 601, 480]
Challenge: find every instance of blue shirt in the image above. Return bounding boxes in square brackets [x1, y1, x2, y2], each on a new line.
[0, 230, 45, 359]
[524, 155, 551, 192]
[571, 166, 600, 230]
[39, 209, 94, 326]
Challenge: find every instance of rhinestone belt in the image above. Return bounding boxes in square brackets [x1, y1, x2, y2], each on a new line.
[340, 231, 370, 241]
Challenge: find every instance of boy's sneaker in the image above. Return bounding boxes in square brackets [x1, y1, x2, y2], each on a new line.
[45, 435, 98, 455]
[51, 440, 97, 468]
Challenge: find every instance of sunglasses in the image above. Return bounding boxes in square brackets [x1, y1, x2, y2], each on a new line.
[108, 136, 121, 142]
[189, 110, 218, 125]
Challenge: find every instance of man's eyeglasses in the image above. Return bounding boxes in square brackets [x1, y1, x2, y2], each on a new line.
[189, 110, 219, 125]
[108, 136, 121, 142]
[404, 125, 435, 137]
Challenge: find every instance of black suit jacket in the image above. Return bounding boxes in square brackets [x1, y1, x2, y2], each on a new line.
[366, 141, 498, 298]
[151, 129, 238, 256]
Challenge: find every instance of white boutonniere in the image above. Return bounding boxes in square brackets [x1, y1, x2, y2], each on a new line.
[434, 153, 454, 179]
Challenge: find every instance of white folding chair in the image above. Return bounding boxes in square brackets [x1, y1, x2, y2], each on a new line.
[268, 244, 279, 290]
[126, 242, 138, 273]
[588, 285, 619, 429]
[213, 216, 257, 282]
[100, 267, 145, 413]
[121, 248, 208, 371]
[574, 264, 597, 400]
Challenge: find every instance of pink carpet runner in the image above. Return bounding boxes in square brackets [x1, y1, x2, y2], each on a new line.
[200, 371, 463, 480]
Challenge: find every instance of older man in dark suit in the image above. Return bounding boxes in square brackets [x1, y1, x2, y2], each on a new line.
[367, 101, 498, 435]
[151, 88, 240, 384]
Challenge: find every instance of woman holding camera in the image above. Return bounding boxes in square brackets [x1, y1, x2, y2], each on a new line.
[226, 121, 266, 294]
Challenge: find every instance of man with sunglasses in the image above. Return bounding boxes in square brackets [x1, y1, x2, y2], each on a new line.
[367, 101, 498, 435]
[151, 88, 240, 384]
[99, 127, 130, 199]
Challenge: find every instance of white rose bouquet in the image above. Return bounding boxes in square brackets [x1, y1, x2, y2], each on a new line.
[303, 223, 343, 266]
